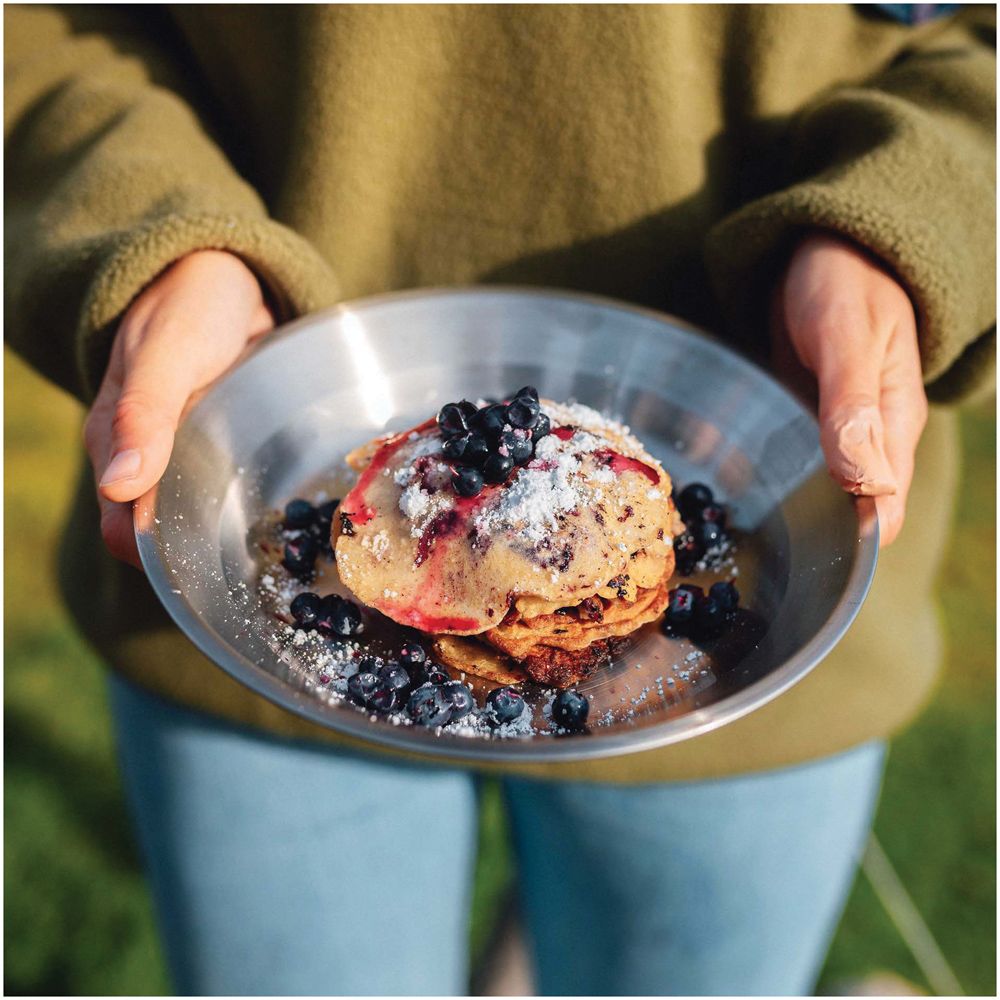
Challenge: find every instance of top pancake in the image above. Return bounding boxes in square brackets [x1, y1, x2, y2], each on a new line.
[333, 400, 678, 635]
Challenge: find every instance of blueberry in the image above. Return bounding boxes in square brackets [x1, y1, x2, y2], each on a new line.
[406, 684, 454, 727]
[694, 520, 725, 552]
[501, 429, 534, 465]
[378, 662, 413, 700]
[284, 498, 316, 529]
[348, 671, 397, 712]
[457, 399, 479, 421]
[358, 653, 381, 673]
[692, 595, 726, 638]
[442, 681, 475, 720]
[513, 439, 534, 466]
[678, 483, 714, 521]
[442, 434, 470, 462]
[437, 402, 471, 438]
[314, 594, 343, 634]
[290, 591, 322, 627]
[505, 395, 540, 430]
[673, 532, 702, 576]
[314, 498, 340, 528]
[662, 587, 697, 636]
[452, 466, 484, 498]
[413, 661, 450, 686]
[513, 385, 539, 402]
[483, 452, 515, 484]
[676, 584, 705, 600]
[471, 403, 508, 442]
[698, 503, 727, 530]
[709, 581, 740, 613]
[462, 433, 491, 468]
[317, 596, 364, 637]
[283, 535, 318, 577]
[398, 641, 427, 670]
[552, 690, 589, 730]
[484, 686, 525, 726]
[310, 499, 340, 550]
[531, 412, 551, 442]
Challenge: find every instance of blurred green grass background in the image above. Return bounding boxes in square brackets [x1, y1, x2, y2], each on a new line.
[5, 347, 995, 996]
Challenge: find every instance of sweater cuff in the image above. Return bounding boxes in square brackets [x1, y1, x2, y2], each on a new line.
[704, 176, 996, 404]
[76, 212, 339, 399]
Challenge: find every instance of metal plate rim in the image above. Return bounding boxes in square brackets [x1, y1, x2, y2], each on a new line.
[134, 285, 879, 764]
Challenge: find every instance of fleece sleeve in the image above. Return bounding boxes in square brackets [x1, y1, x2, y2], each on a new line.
[4, 5, 338, 401]
[704, 5, 996, 403]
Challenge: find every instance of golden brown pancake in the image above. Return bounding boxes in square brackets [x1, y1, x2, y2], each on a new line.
[333, 399, 682, 686]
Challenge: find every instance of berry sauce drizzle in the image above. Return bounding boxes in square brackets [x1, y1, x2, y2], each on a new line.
[388, 485, 504, 632]
[552, 426, 660, 485]
[595, 449, 661, 486]
[339, 418, 436, 526]
[413, 489, 498, 567]
[376, 602, 482, 633]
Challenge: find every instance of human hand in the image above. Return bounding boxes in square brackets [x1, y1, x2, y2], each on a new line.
[771, 232, 928, 546]
[84, 250, 275, 567]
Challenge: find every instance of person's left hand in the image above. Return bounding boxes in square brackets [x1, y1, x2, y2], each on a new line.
[771, 231, 928, 546]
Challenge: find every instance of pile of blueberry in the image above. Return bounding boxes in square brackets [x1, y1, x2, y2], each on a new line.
[672, 482, 731, 575]
[342, 641, 471, 724]
[281, 497, 340, 579]
[661, 580, 740, 641]
[437, 386, 551, 498]
[290, 589, 365, 637]
[341, 638, 529, 730]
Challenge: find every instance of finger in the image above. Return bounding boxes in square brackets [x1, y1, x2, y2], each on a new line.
[98, 366, 187, 503]
[84, 377, 118, 484]
[769, 283, 819, 409]
[86, 369, 141, 568]
[795, 314, 898, 498]
[873, 336, 928, 546]
[249, 301, 276, 340]
[97, 492, 142, 569]
[875, 408, 920, 546]
[80, 337, 140, 566]
[84, 327, 125, 485]
[820, 395, 897, 498]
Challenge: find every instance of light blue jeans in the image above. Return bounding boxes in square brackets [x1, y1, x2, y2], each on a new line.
[109, 676, 885, 996]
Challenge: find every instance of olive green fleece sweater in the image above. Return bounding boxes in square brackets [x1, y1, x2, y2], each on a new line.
[4, 4, 996, 781]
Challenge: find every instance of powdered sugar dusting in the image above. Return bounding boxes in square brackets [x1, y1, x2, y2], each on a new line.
[544, 400, 645, 453]
[472, 404, 647, 544]
[478, 450, 583, 542]
[393, 437, 454, 538]
[398, 482, 431, 520]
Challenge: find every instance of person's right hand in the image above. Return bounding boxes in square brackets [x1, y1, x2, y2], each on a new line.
[84, 250, 275, 568]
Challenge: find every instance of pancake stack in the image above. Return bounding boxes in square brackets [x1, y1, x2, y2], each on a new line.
[333, 398, 682, 686]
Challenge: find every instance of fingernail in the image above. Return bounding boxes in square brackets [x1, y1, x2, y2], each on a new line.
[100, 449, 141, 487]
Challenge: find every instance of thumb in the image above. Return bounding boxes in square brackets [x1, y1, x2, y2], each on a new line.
[98, 348, 198, 503]
[811, 338, 898, 497]
[99, 299, 272, 503]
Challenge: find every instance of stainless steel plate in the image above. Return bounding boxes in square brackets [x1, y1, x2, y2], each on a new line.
[134, 287, 877, 762]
